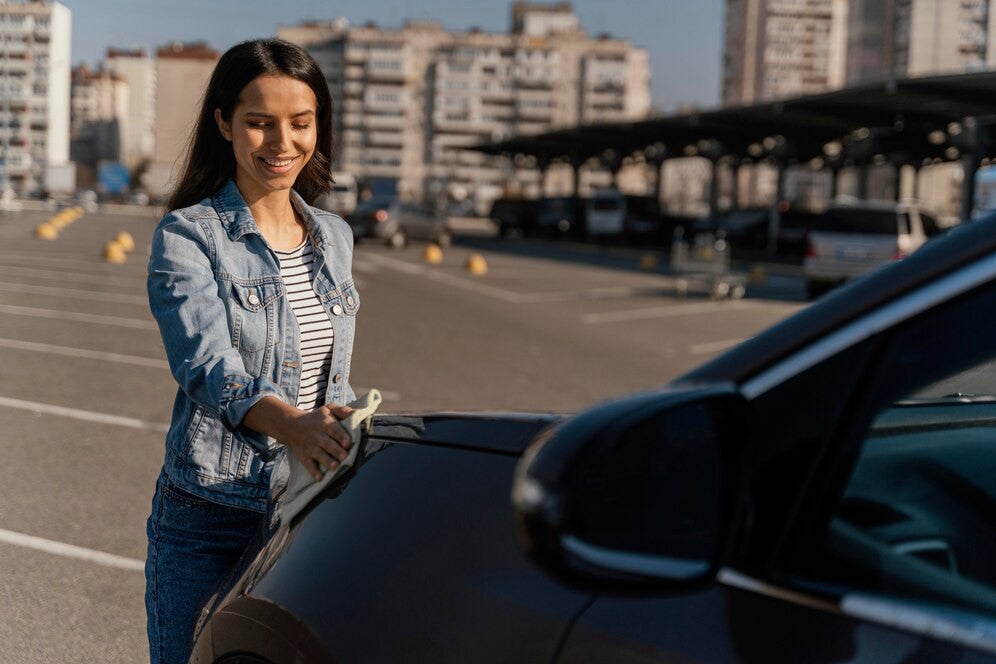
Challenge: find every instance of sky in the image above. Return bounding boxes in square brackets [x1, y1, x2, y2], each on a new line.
[64, 0, 724, 113]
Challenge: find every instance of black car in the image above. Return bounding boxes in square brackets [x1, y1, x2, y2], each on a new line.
[193, 214, 996, 663]
[489, 197, 539, 238]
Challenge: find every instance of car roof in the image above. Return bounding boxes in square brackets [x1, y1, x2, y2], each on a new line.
[678, 213, 996, 387]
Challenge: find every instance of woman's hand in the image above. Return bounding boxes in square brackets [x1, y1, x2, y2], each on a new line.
[283, 403, 355, 481]
[243, 397, 355, 481]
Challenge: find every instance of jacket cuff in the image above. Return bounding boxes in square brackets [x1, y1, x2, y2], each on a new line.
[220, 374, 287, 431]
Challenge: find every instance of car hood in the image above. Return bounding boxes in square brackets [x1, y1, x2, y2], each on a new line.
[366, 411, 563, 456]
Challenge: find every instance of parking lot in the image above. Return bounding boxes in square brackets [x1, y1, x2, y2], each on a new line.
[0, 205, 806, 662]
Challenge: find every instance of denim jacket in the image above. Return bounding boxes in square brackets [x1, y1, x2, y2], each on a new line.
[148, 180, 359, 512]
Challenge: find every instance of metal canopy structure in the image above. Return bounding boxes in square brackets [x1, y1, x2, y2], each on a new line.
[470, 69, 996, 219]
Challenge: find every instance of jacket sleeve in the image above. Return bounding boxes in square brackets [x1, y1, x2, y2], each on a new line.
[147, 211, 288, 431]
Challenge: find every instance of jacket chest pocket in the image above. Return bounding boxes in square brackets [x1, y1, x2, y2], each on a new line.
[230, 278, 284, 353]
[323, 280, 360, 318]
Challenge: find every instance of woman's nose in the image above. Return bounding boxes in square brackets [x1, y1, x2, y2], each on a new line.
[268, 124, 292, 151]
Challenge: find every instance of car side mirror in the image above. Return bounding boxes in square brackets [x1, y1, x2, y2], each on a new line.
[512, 386, 748, 590]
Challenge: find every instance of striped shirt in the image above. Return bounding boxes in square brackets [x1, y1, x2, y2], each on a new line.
[275, 239, 334, 412]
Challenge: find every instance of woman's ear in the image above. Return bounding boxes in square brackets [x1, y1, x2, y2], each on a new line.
[214, 109, 232, 141]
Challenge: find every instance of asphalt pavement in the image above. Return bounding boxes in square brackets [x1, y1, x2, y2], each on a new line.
[0, 204, 807, 662]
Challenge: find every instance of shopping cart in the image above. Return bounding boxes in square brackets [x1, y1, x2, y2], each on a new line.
[669, 228, 747, 299]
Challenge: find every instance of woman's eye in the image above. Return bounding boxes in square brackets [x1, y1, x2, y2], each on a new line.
[248, 122, 268, 129]
[293, 124, 311, 131]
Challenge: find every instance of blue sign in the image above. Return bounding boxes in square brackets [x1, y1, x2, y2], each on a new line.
[98, 161, 130, 195]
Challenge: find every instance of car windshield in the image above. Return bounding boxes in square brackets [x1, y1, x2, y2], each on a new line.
[592, 197, 621, 211]
[815, 208, 899, 235]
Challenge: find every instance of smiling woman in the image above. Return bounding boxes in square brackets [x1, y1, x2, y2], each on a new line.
[214, 76, 319, 229]
[145, 39, 359, 664]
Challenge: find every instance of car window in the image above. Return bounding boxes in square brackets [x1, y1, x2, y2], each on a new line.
[799, 282, 996, 619]
[815, 208, 898, 235]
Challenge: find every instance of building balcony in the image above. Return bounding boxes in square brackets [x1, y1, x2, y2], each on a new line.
[366, 130, 404, 147]
[363, 113, 405, 130]
[515, 78, 555, 90]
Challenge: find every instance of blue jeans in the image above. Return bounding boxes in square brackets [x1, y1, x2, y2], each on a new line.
[145, 474, 265, 664]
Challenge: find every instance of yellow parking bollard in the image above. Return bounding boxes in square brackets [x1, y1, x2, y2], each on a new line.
[639, 253, 657, 271]
[103, 240, 127, 264]
[423, 243, 443, 265]
[115, 231, 135, 252]
[35, 223, 58, 240]
[464, 253, 488, 276]
[749, 265, 767, 284]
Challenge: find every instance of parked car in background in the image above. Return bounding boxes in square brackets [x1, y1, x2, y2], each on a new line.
[620, 194, 667, 241]
[193, 212, 996, 664]
[585, 189, 627, 238]
[535, 196, 584, 238]
[584, 191, 666, 242]
[803, 199, 945, 298]
[348, 195, 452, 249]
[489, 197, 539, 238]
[694, 205, 822, 262]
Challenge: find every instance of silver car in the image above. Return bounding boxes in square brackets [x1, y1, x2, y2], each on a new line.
[349, 196, 452, 249]
[803, 200, 944, 299]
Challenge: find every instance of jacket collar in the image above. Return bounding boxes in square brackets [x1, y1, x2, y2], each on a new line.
[212, 179, 330, 248]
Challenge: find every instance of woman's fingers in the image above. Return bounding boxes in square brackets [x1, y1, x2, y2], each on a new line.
[326, 403, 354, 420]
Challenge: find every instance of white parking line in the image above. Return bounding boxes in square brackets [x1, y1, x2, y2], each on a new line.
[0, 338, 402, 403]
[0, 303, 158, 330]
[0, 264, 145, 289]
[0, 395, 169, 432]
[0, 528, 145, 572]
[0, 337, 168, 368]
[0, 252, 136, 271]
[583, 300, 759, 324]
[0, 280, 149, 305]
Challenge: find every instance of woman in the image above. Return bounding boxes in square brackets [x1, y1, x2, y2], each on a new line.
[145, 38, 359, 664]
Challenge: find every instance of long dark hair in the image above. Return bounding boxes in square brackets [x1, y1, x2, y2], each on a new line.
[166, 38, 334, 211]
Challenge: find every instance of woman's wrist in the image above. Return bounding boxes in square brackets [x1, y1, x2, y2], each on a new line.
[243, 395, 301, 442]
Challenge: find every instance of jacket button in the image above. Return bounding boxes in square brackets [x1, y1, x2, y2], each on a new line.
[332, 303, 343, 316]
[248, 292, 260, 306]
[332, 373, 342, 383]
[346, 295, 355, 307]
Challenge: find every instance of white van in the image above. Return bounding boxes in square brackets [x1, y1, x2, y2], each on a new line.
[803, 199, 943, 299]
[315, 172, 358, 216]
[585, 189, 626, 237]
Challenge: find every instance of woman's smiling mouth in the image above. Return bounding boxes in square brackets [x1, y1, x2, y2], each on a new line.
[259, 156, 297, 172]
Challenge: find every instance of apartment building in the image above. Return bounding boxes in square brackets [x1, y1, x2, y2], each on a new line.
[847, 0, 996, 83]
[280, 2, 650, 207]
[0, 0, 71, 195]
[69, 64, 126, 186]
[143, 41, 217, 201]
[105, 48, 156, 170]
[723, 0, 848, 105]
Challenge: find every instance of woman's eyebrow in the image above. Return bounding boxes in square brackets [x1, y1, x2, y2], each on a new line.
[242, 110, 316, 118]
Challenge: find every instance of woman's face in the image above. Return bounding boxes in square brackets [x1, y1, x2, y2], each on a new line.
[215, 75, 318, 203]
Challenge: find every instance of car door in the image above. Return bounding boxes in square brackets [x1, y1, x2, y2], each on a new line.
[558, 258, 996, 662]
